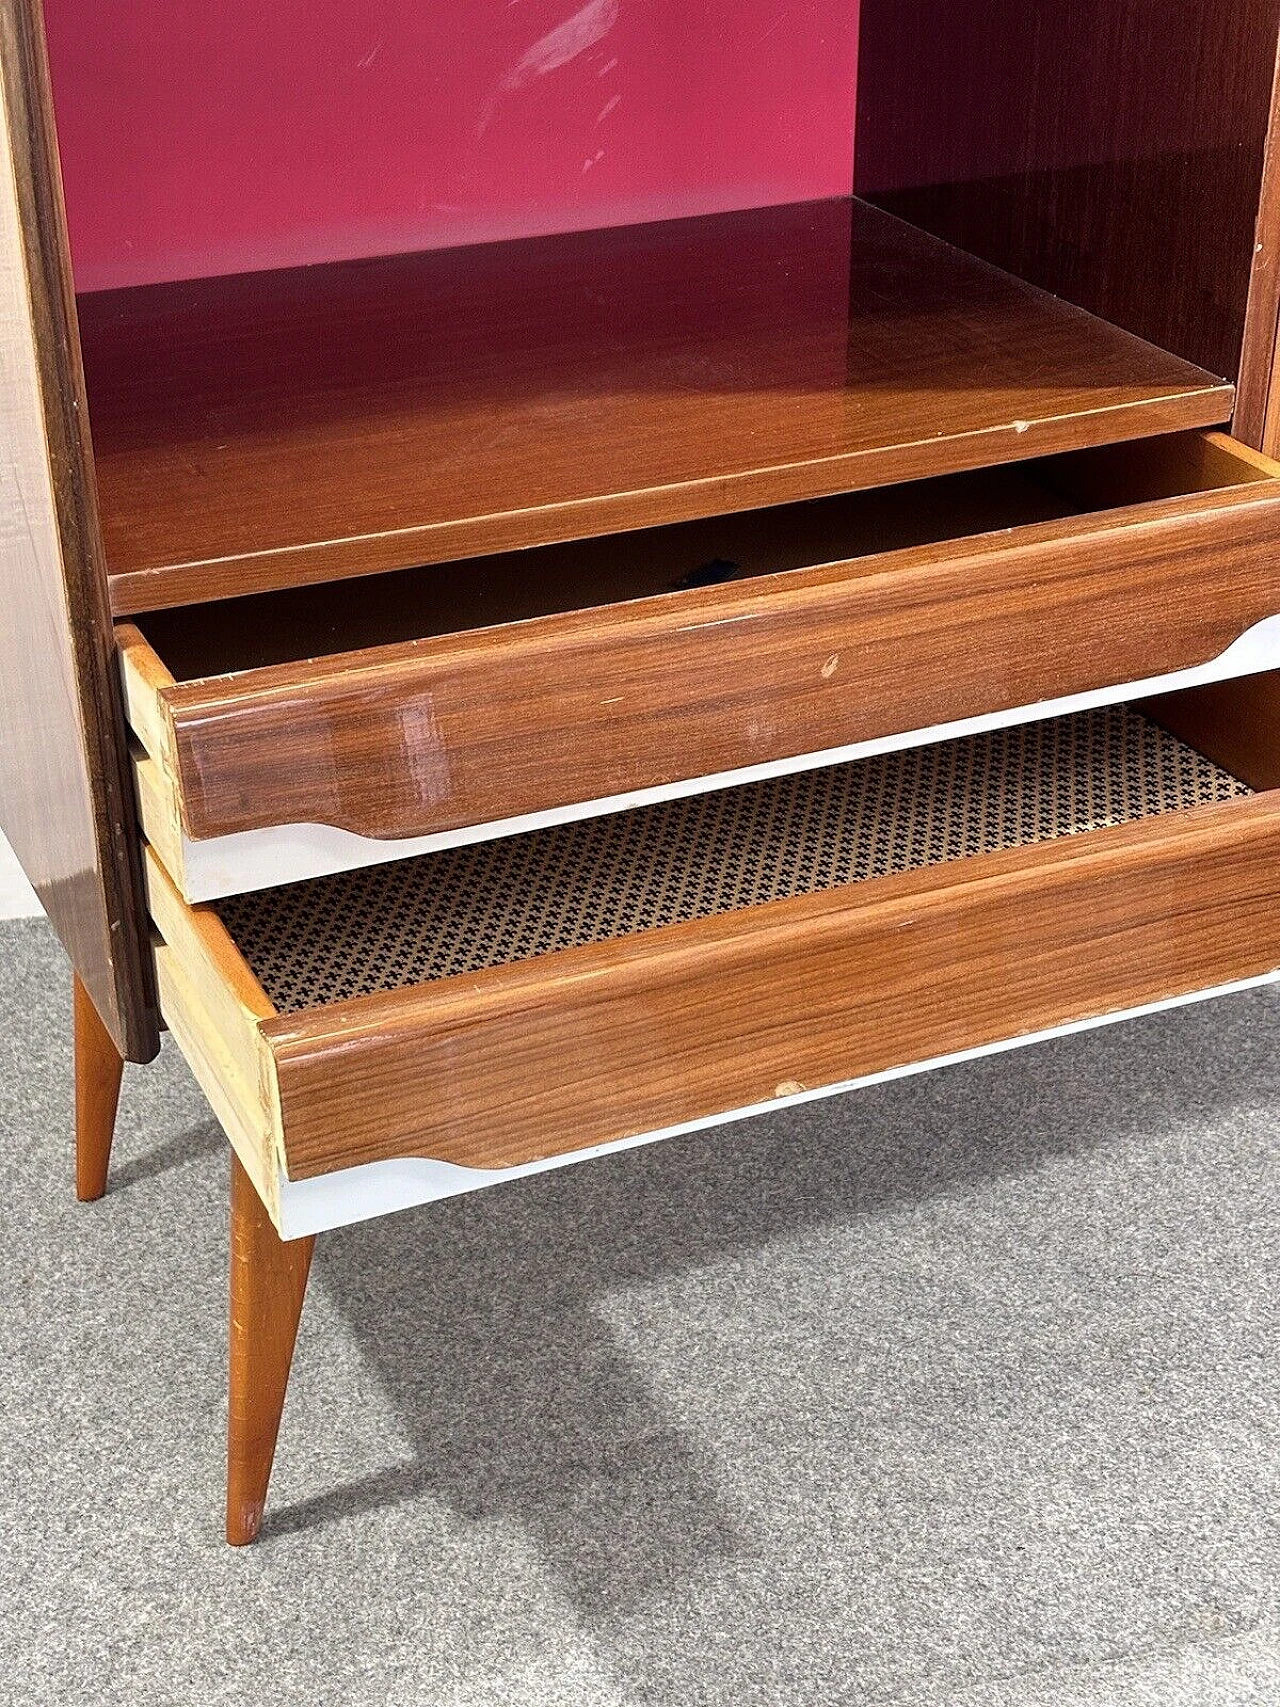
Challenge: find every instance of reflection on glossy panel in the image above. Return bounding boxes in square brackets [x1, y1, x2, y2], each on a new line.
[0, 0, 156, 1060]
[81, 201, 1231, 612]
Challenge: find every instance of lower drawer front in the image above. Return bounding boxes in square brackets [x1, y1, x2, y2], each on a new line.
[147, 693, 1280, 1232]
[123, 430, 1280, 902]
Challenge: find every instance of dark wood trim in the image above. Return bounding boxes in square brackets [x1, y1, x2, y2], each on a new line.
[0, 0, 157, 1060]
[1235, 32, 1280, 447]
[856, 0, 1280, 385]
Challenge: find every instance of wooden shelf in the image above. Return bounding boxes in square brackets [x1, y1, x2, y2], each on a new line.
[79, 198, 1235, 615]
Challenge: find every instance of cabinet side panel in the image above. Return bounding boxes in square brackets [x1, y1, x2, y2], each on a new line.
[0, 0, 157, 1060]
[1231, 34, 1280, 449]
[855, 0, 1280, 383]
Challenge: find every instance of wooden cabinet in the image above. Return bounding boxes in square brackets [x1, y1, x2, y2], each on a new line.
[4, 0, 1280, 1542]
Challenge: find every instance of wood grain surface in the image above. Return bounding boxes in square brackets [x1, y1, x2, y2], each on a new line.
[73, 970, 123, 1201]
[1144, 671, 1280, 792]
[226, 1152, 314, 1546]
[857, 0, 1280, 385]
[77, 199, 1232, 613]
[123, 437, 1280, 848]
[259, 791, 1280, 1180]
[1231, 30, 1280, 448]
[0, 0, 157, 1059]
[144, 846, 285, 1222]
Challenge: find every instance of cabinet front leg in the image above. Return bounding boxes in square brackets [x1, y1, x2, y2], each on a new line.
[227, 1154, 315, 1545]
[74, 974, 124, 1202]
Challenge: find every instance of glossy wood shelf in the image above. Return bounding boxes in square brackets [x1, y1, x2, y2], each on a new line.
[77, 198, 1235, 615]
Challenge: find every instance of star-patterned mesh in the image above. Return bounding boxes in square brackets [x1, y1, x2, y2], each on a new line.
[217, 705, 1250, 1014]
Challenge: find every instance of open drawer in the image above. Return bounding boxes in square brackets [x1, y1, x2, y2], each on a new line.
[121, 430, 1280, 904]
[147, 689, 1280, 1239]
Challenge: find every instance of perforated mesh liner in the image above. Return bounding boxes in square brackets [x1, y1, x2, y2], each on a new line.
[217, 705, 1250, 1015]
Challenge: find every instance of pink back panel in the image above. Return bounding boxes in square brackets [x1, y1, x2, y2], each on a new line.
[44, 1, 859, 291]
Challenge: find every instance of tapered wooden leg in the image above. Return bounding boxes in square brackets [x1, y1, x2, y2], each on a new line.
[227, 1154, 315, 1545]
[74, 974, 124, 1202]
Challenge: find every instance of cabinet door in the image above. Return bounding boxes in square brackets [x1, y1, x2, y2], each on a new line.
[0, 0, 156, 1060]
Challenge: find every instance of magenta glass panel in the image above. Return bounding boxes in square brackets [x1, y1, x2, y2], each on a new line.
[44, 1, 859, 291]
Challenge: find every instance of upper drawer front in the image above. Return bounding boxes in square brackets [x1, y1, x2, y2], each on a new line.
[120, 431, 1280, 902]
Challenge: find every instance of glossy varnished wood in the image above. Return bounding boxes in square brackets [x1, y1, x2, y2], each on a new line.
[143, 751, 1280, 1192]
[856, 0, 1280, 385]
[76, 199, 1233, 614]
[1144, 671, 1280, 793]
[260, 793, 1280, 1181]
[120, 433, 1280, 856]
[132, 460, 1082, 679]
[227, 1153, 314, 1546]
[0, 0, 157, 1059]
[73, 973, 123, 1202]
[1232, 32, 1280, 448]
[142, 846, 286, 1222]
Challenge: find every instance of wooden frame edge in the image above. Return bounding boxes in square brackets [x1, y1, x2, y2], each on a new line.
[0, 0, 158, 1059]
[142, 845, 289, 1226]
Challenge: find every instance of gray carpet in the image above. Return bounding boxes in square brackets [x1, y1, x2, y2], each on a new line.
[1, 916, 1277, 1706]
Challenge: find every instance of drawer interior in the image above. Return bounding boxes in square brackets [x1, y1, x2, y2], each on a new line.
[214, 702, 1250, 1014]
[131, 431, 1272, 680]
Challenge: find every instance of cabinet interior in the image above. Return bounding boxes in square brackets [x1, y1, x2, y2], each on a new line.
[38, 0, 1274, 619]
